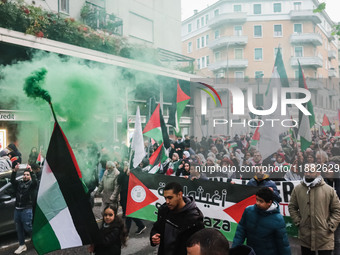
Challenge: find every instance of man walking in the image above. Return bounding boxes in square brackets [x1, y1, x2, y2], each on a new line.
[150, 182, 204, 255]
[11, 164, 38, 254]
[289, 163, 340, 255]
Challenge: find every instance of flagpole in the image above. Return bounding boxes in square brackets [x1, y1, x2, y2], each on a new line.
[49, 102, 58, 123]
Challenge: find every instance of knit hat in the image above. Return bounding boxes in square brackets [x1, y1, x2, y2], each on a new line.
[183, 151, 190, 158]
[0, 150, 7, 157]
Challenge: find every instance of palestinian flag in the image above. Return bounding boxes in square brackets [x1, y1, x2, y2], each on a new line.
[250, 123, 260, 146]
[143, 104, 170, 148]
[258, 48, 290, 160]
[297, 63, 313, 151]
[322, 114, 334, 135]
[126, 171, 260, 241]
[148, 143, 168, 174]
[228, 142, 237, 149]
[32, 123, 99, 255]
[168, 81, 191, 133]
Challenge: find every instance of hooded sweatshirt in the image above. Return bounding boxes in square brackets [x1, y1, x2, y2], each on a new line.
[150, 196, 205, 255]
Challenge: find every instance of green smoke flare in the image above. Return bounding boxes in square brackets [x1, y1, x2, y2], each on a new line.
[23, 68, 51, 103]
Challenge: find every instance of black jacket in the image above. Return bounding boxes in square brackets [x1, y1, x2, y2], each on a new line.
[150, 196, 205, 255]
[94, 221, 122, 255]
[11, 171, 37, 208]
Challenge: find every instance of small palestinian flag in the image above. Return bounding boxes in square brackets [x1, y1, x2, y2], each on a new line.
[228, 142, 237, 149]
[143, 104, 170, 148]
[148, 143, 168, 174]
[250, 124, 260, 146]
[32, 123, 99, 255]
[168, 81, 191, 133]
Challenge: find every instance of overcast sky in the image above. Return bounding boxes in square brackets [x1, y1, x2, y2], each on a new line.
[181, 0, 340, 22]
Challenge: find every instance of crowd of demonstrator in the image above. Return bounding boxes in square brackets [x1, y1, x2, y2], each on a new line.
[2, 130, 340, 255]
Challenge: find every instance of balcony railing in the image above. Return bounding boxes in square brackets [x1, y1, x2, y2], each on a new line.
[208, 12, 247, 28]
[328, 50, 337, 59]
[81, 2, 123, 36]
[208, 59, 248, 71]
[289, 10, 321, 24]
[290, 33, 322, 46]
[208, 36, 248, 50]
[290, 56, 323, 68]
[328, 69, 337, 78]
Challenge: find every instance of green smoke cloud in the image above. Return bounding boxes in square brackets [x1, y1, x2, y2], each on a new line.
[23, 68, 51, 103]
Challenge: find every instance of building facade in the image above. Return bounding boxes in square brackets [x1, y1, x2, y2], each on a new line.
[182, 0, 339, 137]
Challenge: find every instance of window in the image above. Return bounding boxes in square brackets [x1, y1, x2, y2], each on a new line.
[206, 55, 210, 65]
[201, 36, 205, 48]
[294, 70, 299, 80]
[255, 48, 263, 61]
[188, 42, 192, 53]
[254, 25, 262, 37]
[201, 57, 206, 68]
[295, 46, 303, 57]
[197, 38, 201, 49]
[188, 23, 192, 33]
[294, 2, 301, 11]
[234, 25, 243, 36]
[273, 3, 282, 13]
[235, 71, 244, 79]
[294, 24, 302, 34]
[214, 9, 219, 16]
[60, 0, 69, 13]
[201, 17, 205, 26]
[214, 29, 220, 39]
[197, 59, 201, 69]
[274, 25, 282, 37]
[255, 71, 264, 80]
[234, 4, 242, 12]
[254, 4, 261, 14]
[205, 15, 209, 24]
[197, 19, 200, 29]
[215, 52, 221, 61]
[206, 34, 209, 45]
[235, 49, 243, 59]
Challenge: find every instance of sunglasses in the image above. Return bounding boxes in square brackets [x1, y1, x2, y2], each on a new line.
[104, 213, 113, 217]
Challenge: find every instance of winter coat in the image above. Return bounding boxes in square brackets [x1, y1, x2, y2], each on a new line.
[288, 178, 340, 251]
[150, 196, 205, 255]
[232, 203, 291, 255]
[96, 168, 120, 204]
[230, 245, 256, 255]
[0, 156, 12, 172]
[11, 171, 37, 208]
[94, 221, 122, 255]
[247, 177, 282, 202]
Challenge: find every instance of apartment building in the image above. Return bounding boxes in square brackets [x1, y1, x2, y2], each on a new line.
[182, 0, 339, 135]
[28, 0, 182, 53]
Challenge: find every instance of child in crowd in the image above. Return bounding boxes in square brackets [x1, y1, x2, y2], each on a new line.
[89, 205, 128, 255]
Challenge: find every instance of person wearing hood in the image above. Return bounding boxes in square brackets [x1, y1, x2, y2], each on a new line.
[232, 187, 291, 255]
[289, 163, 340, 255]
[95, 161, 120, 213]
[247, 164, 282, 202]
[150, 182, 205, 255]
[0, 150, 12, 172]
[7, 143, 22, 169]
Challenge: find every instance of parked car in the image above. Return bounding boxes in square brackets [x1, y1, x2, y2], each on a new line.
[0, 167, 26, 236]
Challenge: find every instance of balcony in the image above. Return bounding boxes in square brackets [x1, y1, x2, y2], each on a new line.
[208, 12, 247, 28]
[81, 2, 123, 36]
[325, 31, 335, 41]
[208, 59, 248, 71]
[304, 78, 324, 90]
[290, 56, 323, 68]
[328, 69, 337, 78]
[208, 36, 248, 50]
[290, 33, 322, 46]
[328, 50, 337, 59]
[289, 10, 321, 24]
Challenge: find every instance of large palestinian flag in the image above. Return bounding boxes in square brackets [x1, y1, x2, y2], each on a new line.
[126, 170, 261, 240]
[32, 123, 99, 255]
[168, 81, 191, 133]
